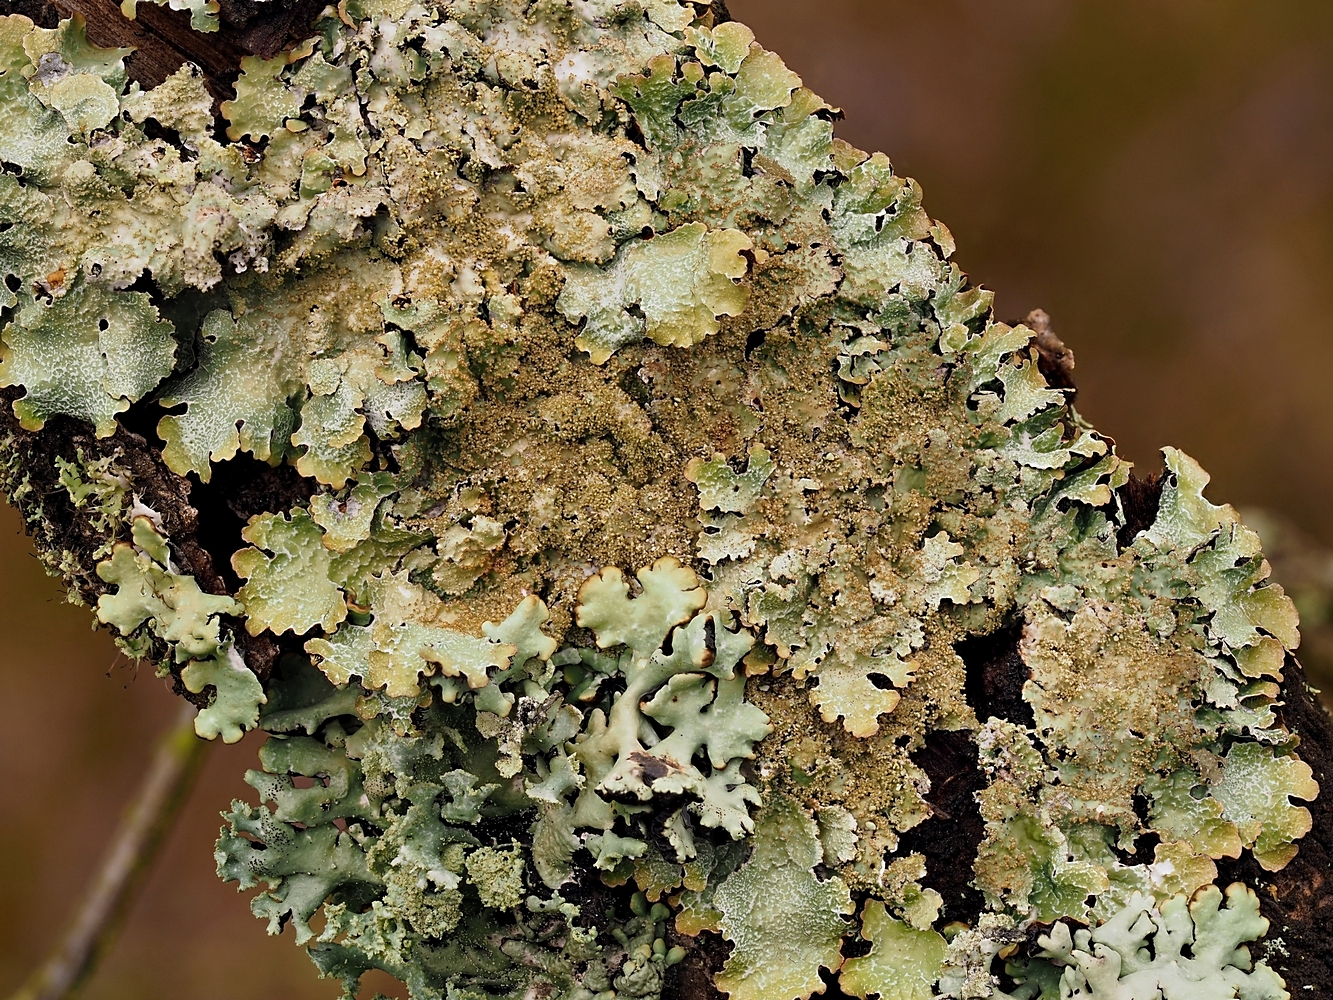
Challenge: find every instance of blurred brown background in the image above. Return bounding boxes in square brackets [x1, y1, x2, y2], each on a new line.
[3, 2, 1332, 997]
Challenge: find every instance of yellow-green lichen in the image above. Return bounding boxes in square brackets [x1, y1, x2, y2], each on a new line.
[713, 795, 853, 1000]
[182, 645, 267, 743]
[558, 222, 753, 363]
[96, 517, 241, 663]
[233, 509, 347, 637]
[0, 277, 175, 437]
[839, 899, 947, 1000]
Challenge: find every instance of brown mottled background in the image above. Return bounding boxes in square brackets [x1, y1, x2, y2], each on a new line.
[3, 2, 1332, 997]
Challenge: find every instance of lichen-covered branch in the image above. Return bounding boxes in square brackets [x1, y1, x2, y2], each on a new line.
[0, 1, 1325, 998]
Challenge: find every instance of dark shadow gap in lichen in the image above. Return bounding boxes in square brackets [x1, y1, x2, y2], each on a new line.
[1215, 656, 1333, 993]
[816, 965, 860, 1000]
[665, 926, 731, 1000]
[187, 454, 312, 592]
[1116, 470, 1165, 549]
[956, 623, 1035, 729]
[898, 729, 987, 924]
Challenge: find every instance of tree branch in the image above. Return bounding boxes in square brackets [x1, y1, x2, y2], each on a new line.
[7, 704, 211, 1000]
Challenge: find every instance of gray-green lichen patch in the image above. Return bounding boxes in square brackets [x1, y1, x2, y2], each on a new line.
[1002, 884, 1287, 999]
[712, 795, 852, 1000]
[840, 899, 947, 1000]
[233, 509, 348, 637]
[0, 2, 1317, 999]
[0, 276, 175, 437]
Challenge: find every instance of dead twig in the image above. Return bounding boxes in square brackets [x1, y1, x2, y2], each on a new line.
[8, 703, 210, 1000]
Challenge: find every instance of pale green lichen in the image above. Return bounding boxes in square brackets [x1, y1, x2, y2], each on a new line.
[96, 516, 241, 663]
[577, 558, 707, 659]
[221, 53, 302, 141]
[465, 845, 525, 910]
[0, 2, 1317, 998]
[303, 570, 518, 697]
[558, 222, 753, 363]
[1212, 741, 1318, 872]
[0, 277, 175, 437]
[233, 509, 347, 637]
[95, 516, 264, 741]
[55, 448, 129, 556]
[839, 899, 948, 1000]
[182, 645, 267, 743]
[808, 644, 917, 738]
[713, 796, 853, 1000]
[1004, 884, 1288, 1000]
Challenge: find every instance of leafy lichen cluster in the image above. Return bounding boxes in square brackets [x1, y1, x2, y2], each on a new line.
[0, 2, 1316, 998]
[1002, 883, 1287, 999]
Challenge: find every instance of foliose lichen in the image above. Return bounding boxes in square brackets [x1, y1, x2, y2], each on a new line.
[0, 2, 1316, 998]
[1002, 884, 1287, 1000]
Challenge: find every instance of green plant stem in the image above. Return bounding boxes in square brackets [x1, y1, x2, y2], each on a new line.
[8, 703, 211, 1000]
